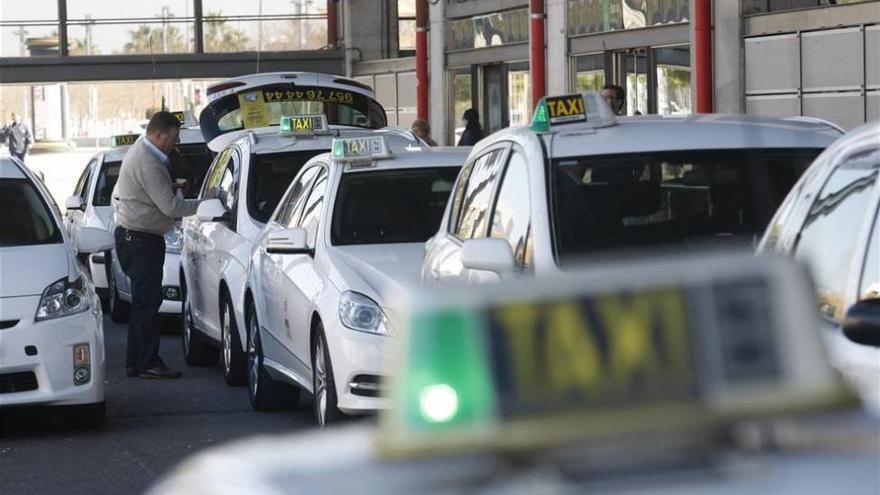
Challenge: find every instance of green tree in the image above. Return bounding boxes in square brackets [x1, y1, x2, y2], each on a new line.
[204, 11, 252, 52]
[124, 24, 187, 54]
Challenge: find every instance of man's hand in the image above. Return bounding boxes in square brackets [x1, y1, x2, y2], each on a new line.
[203, 186, 225, 203]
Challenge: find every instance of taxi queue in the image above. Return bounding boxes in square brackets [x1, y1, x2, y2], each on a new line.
[1, 71, 877, 431]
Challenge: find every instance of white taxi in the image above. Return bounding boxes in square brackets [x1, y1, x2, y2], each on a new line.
[63, 135, 134, 300]
[181, 72, 389, 387]
[104, 126, 214, 324]
[1, 156, 113, 426]
[242, 133, 467, 425]
[423, 92, 842, 286]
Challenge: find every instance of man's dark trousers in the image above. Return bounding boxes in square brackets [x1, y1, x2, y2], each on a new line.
[114, 227, 165, 372]
[11, 151, 25, 163]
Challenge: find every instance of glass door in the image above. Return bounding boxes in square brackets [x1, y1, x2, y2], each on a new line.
[507, 62, 531, 127]
[482, 64, 507, 134]
[618, 48, 648, 115]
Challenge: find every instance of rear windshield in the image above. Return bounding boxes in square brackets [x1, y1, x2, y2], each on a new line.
[0, 179, 62, 247]
[552, 148, 821, 263]
[248, 150, 327, 223]
[200, 84, 387, 143]
[170, 143, 214, 199]
[331, 167, 461, 246]
[93, 161, 120, 206]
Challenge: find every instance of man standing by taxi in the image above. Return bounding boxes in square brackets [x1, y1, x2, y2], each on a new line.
[113, 111, 202, 379]
[1, 113, 33, 163]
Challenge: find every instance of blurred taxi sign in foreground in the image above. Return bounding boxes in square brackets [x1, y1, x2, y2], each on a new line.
[380, 250, 852, 457]
[111, 133, 140, 147]
[279, 114, 329, 137]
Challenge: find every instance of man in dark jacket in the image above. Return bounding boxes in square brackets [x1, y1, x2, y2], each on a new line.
[457, 108, 485, 146]
[1, 113, 33, 163]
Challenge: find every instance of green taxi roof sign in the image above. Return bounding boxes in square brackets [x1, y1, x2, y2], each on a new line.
[378, 252, 853, 458]
[331, 136, 390, 164]
[279, 114, 329, 137]
[530, 91, 616, 133]
[111, 134, 140, 147]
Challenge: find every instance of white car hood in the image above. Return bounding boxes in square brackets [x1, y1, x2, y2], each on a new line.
[0, 244, 72, 298]
[327, 244, 425, 309]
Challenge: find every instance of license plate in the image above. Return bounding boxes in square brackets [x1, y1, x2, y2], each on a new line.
[486, 287, 697, 419]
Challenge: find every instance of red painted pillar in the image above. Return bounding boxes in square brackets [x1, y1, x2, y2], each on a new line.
[327, 0, 339, 48]
[694, 0, 713, 113]
[416, 0, 429, 120]
[529, 0, 546, 110]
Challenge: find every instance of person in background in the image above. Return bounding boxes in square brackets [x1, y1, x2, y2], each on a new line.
[601, 84, 626, 116]
[411, 119, 437, 146]
[457, 108, 485, 146]
[1, 113, 34, 163]
[112, 111, 205, 380]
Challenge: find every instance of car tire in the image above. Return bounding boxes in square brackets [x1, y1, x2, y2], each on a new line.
[66, 402, 106, 429]
[221, 294, 247, 386]
[312, 324, 343, 427]
[181, 279, 219, 366]
[107, 264, 130, 324]
[246, 302, 300, 411]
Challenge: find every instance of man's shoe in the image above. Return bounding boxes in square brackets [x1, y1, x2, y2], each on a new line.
[126, 368, 138, 377]
[138, 365, 182, 379]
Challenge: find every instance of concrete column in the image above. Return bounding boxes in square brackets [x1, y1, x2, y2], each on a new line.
[429, 0, 447, 145]
[713, 0, 743, 114]
[546, 0, 568, 95]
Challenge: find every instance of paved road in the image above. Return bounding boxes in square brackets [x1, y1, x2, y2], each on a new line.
[0, 316, 320, 495]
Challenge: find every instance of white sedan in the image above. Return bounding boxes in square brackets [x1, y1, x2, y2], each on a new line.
[242, 134, 468, 425]
[0, 156, 114, 426]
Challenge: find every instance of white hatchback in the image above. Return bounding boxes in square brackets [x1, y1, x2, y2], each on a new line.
[242, 133, 468, 425]
[0, 156, 113, 426]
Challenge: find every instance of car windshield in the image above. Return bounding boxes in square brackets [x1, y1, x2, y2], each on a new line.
[200, 84, 387, 143]
[93, 161, 121, 206]
[552, 148, 821, 264]
[248, 150, 327, 223]
[171, 143, 214, 199]
[0, 179, 62, 247]
[331, 167, 461, 246]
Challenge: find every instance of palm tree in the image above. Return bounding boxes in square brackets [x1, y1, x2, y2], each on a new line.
[124, 25, 187, 54]
[204, 11, 251, 52]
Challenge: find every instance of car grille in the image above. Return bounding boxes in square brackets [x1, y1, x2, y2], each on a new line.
[0, 320, 18, 330]
[0, 372, 38, 394]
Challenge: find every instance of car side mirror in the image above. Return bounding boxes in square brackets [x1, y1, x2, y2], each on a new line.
[461, 238, 515, 275]
[842, 299, 880, 347]
[196, 199, 228, 222]
[65, 196, 84, 212]
[266, 227, 312, 256]
[75, 226, 115, 254]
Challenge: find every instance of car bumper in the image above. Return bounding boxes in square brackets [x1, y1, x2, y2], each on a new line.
[326, 315, 392, 414]
[0, 296, 105, 408]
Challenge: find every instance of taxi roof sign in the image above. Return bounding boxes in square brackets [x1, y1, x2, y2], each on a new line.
[331, 136, 390, 164]
[170, 111, 186, 125]
[530, 91, 616, 132]
[378, 251, 852, 458]
[279, 114, 329, 137]
[111, 134, 140, 147]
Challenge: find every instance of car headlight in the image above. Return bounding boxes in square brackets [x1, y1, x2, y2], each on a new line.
[35, 276, 90, 322]
[339, 291, 391, 336]
[165, 225, 184, 254]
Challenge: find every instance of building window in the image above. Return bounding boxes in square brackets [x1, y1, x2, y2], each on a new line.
[655, 45, 691, 115]
[568, 0, 689, 36]
[742, 0, 874, 15]
[398, 0, 416, 54]
[574, 53, 606, 92]
[446, 8, 529, 51]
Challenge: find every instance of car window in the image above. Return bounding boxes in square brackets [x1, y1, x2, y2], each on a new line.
[74, 161, 94, 200]
[859, 206, 880, 301]
[331, 167, 460, 245]
[202, 147, 233, 195]
[92, 161, 121, 207]
[248, 150, 326, 224]
[455, 149, 504, 240]
[552, 148, 819, 263]
[298, 175, 328, 248]
[276, 165, 321, 226]
[0, 179, 62, 247]
[447, 160, 475, 234]
[794, 150, 879, 321]
[217, 150, 239, 212]
[490, 148, 533, 272]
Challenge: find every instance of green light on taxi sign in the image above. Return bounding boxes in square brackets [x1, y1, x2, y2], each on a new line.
[332, 139, 346, 159]
[530, 100, 551, 133]
[280, 115, 293, 133]
[401, 309, 496, 430]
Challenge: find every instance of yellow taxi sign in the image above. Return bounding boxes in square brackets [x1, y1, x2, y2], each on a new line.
[331, 136, 390, 163]
[111, 134, 140, 147]
[170, 111, 186, 125]
[279, 114, 328, 137]
[379, 252, 852, 458]
[544, 94, 587, 125]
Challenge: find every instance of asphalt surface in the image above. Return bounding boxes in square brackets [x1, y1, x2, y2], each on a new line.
[0, 315, 321, 495]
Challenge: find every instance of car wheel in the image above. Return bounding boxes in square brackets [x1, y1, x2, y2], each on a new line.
[66, 402, 106, 429]
[181, 279, 219, 366]
[312, 324, 343, 427]
[247, 303, 300, 411]
[221, 295, 247, 386]
[107, 266, 130, 324]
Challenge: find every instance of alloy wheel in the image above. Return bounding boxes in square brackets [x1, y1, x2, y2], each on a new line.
[315, 337, 327, 427]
